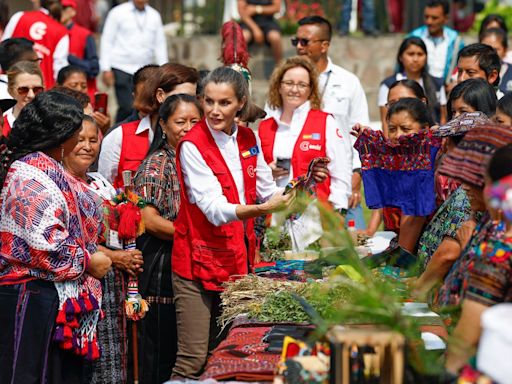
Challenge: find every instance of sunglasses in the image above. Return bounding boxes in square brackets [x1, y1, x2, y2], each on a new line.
[291, 37, 325, 47]
[17, 86, 44, 96]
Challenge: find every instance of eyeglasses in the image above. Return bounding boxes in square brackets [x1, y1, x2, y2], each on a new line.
[281, 80, 310, 91]
[291, 37, 325, 47]
[17, 86, 44, 96]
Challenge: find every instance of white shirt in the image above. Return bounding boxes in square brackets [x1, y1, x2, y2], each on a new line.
[270, 101, 353, 210]
[99, 1, 168, 74]
[319, 57, 370, 171]
[180, 122, 277, 227]
[2, 9, 69, 80]
[422, 33, 449, 79]
[0, 75, 11, 100]
[98, 115, 154, 183]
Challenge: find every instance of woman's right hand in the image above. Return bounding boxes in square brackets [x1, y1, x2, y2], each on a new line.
[269, 160, 289, 180]
[350, 123, 370, 138]
[263, 188, 296, 214]
[87, 251, 112, 279]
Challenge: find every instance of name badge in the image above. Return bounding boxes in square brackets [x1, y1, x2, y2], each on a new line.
[241, 145, 259, 158]
[107, 229, 124, 250]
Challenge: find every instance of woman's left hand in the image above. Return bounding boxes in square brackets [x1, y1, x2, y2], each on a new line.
[93, 111, 112, 134]
[110, 249, 144, 277]
[312, 158, 330, 183]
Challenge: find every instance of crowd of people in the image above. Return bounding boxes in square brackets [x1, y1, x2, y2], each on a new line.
[0, 0, 511, 383]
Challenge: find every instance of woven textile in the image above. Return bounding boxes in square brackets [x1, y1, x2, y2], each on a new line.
[0, 152, 103, 359]
[354, 129, 440, 216]
[201, 325, 280, 381]
[466, 236, 512, 306]
[432, 111, 491, 138]
[417, 187, 474, 271]
[438, 124, 512, 188]
[486, 174, 512, 222]
[435, 213, 505, 307]
[133, 143, 180, 221]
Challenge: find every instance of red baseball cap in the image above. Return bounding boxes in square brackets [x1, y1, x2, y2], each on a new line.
[61, 0, 77, 8]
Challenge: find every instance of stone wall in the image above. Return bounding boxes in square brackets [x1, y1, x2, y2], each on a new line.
[168, 35, 404, 122]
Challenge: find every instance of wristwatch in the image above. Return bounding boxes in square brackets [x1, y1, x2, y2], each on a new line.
[255, 5, 263, 14]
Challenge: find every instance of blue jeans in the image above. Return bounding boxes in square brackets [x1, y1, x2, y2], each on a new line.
[339, 0, 376, 33]
[346, 204, 366, 230]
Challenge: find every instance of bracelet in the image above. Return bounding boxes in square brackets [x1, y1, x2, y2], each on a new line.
[255, 5, 263, 14]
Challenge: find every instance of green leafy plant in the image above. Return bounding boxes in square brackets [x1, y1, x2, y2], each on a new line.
[471, 0, 512, 34]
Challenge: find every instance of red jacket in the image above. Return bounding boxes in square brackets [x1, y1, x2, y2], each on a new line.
[114, 120, 149, 188]
[258, 109, 331, 201]
[68, 23, 97, 100]
[2, 115, 11, 137]
[10, 10, 68, 89]
[172, 120, 257, 291]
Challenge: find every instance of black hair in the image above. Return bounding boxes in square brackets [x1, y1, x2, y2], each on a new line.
[447, 78, 497, 120]
[426, 0, 449, 14]
[56, 65, 87, 85]
[389, 79, 428, 100]
[1, 91, 84, 183]
[0, 38, 35, 72]
[41, 0, 62, 21]
[496, 92, 512, 121]
[396, 37, 439, 122]
[386, 97, 434, 127]
[479, 27, 508, 50]
[133, 64, 159, 87]
[479, 14, 508, 36]
[196, 69, 210, 96]
[457, 43, 501, 86]
[0, 0, 8, 33]
[146, 93, 203, 156]
[488, 143, 512, 182]
[297, 16, 332, 41]
[51, 85, 91, 108]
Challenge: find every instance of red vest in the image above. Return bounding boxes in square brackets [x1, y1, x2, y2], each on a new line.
[11, 10, 69, 89]
[115, 120, 149, 188]
[258, 109, 331, 201]
[68, 23, 97, 100]
[172, 120, 257, 291]
[2, 115, 11, 137]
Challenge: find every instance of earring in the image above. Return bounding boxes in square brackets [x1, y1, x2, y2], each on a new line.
[60, 146, 64, 164]
[162, 132, 167, 139]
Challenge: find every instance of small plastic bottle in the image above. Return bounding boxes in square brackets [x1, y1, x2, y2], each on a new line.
[347, 219, 358, 245]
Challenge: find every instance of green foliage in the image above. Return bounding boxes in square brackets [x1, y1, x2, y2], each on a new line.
[471, 0, 512, 34]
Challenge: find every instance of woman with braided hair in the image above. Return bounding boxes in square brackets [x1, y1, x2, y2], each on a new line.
[0, 91, 111, 383]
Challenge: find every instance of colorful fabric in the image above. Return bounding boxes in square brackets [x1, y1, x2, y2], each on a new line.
[417, 187, 473, 271]
[438, 124, 512, 188]
[133, 143, 180, 221]
[486, 174, 512, 222]
[382, 207, 402, 233]
[432, 111, 491, 138]
[465, 236, 512, 307]
[200, 325, 280, 381]
[435, 213, 505, 307]
[0, 152, 103, 359]
[354, 129, 440, 216]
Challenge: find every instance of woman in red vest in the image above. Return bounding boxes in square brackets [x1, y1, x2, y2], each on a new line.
[98, 63, 199, 188]
[260, 56, 353, 214]
[170, 67, 298, 380]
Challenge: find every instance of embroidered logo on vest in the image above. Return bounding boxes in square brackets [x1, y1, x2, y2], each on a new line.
[30, 21, 47, 40]
[247, 165, 255, 178]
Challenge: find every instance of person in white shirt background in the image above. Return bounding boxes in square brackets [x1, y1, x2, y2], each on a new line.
[293, 15, 370, 229]
[100, 0, 168, 123]
[259, 55, 352, 214]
